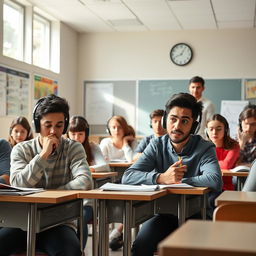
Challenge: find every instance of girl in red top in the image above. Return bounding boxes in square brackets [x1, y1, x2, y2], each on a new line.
[206, 114, 240, 190]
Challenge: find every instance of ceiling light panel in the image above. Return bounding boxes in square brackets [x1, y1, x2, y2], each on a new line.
[124, 0, 181, 30]
[168, 0, 216, 29]
[212, 0, 255, 21]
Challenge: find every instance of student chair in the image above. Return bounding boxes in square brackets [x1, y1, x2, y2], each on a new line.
[213, 203, 256, 222]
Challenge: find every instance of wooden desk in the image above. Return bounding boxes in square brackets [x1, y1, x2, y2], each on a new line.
[109, 162, 133, 182]
[0, 190, 83, 256]
[159, 220, 256, 256]
[78, 187, 210, 256]
[78, 189, 167, 256]
[91, 171, 118, 188]
[221, 170, 248, 191]
[215, 190, 256, 207]
[165, 187, 210, 225]
[90, 172, 118, 256]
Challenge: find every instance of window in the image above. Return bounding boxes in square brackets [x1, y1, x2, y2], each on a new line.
[33, 13, 50, 69]
[3, 0, 24, 61]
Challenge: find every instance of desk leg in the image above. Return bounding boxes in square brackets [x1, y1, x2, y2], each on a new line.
[201, 194, 207, 220]
[237, 178, 242, 191]
[178, 195, 186, 226]
[27, 203, 37, 256]
[123, 200, 132, 256]
[92, 199, 98, 256]
[78, 200, 84, 253]
[98, 199, 108, 256]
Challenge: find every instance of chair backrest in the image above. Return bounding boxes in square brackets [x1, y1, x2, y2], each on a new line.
[213, 203, 256, 222]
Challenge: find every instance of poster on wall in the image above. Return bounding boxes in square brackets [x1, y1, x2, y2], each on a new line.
[34, 75, 58, 100]
[245, 79, 256, 99]
[0, 65, 30, 116]
[85, 82, 113, 125]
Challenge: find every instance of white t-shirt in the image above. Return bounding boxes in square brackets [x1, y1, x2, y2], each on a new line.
[99, 138, 137, 162]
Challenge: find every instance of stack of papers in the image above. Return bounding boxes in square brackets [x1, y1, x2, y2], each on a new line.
[0, 183, 44, 195]
[100, 182, 194, 192]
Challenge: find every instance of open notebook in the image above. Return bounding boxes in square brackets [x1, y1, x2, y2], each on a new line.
[100, 182, 194, 192]
[230, 165, 250, 172]
[0, 183, 44, 195]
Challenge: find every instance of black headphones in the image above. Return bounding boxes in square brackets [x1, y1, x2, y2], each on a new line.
[162, 110, 202, 135]
[32, 97, 69, 134]
[106, 117, 112, 135]
[70, 116, 90, 137]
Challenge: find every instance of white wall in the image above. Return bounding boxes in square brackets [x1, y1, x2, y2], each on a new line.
[0, 3, 78, 139]
[77, 29, 256, 111]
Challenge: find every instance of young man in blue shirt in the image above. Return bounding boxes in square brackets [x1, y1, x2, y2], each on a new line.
[133, 109, 166, 161]
[122, 92, 222, 256]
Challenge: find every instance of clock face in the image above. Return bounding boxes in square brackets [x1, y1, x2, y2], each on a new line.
[170, 43, 193, 66]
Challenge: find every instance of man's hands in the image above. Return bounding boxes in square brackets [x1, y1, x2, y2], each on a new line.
[237, 127, 252, 150]
[40, 135, 60, 160]
[123, 135, 135, 146]
[156, 159, 187, 184]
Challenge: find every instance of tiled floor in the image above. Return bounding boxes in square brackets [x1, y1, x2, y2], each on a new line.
[84, 235, 123, 256]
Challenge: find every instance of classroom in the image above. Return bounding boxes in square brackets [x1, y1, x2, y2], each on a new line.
[0, 1, 256, 256]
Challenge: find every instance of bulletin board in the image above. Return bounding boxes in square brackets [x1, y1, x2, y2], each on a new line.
[0, 65, 30, 116]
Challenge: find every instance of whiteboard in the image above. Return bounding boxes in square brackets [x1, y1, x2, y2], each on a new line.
[85, 83, 113, 125]
[221, 100, 248, 139]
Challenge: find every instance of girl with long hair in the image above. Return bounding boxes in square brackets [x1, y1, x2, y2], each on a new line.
[8, 116, 33, 147]
[206, 114, 240, 190]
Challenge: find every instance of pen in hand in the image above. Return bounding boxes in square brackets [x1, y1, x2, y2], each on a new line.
[178, 156, 182, 167]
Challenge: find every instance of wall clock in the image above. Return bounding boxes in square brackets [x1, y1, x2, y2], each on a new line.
[170, 43, 193, 66]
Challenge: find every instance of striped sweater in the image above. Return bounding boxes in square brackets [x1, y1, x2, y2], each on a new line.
[10, 136, 93, 190]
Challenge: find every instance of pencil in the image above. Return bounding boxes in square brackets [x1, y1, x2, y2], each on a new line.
[178, 156, 182, 167]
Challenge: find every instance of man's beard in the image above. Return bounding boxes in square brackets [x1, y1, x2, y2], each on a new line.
[169, 130, 190, 144]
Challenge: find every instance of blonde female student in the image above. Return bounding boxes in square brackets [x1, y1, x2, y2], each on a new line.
[8, 116, 33, 147]
[100, 115, 137, 162]
[206, 114, 240, 190]
[100, 116, 137, 250]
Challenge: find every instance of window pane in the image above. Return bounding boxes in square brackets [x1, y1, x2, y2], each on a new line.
[3, 0, 24, 61]
[33, 13, 50, 69]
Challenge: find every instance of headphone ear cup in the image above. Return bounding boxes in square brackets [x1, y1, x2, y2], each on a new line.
[190, 121, 200, 134]
[62, 114, 69, 134]
[86, 127, 90, 137]
[149, 121, 152, 128]
[32, 116, 40, 133]
[106, 127, 111, 135]
[161, 111, 167, 129]
[204, 128, 209, 138]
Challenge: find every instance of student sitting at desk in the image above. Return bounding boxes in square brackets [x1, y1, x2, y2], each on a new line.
[133, 109, 166, 161]
[67, 115, 110, 247]
[8, 116, 33, 147]
[0, 139, 11, 184]
[68, 115, 110, 173]
[100, 115, 137, 162]
[206, 114, 240, 190]
[237, 104, 256, 165]
[0, 95, 93, 256]
[122, 93, 222, 256]
[100, 116, 137, 250]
